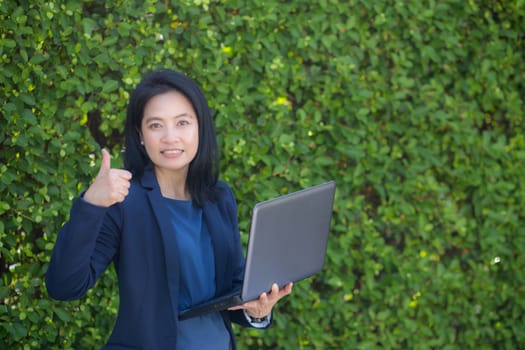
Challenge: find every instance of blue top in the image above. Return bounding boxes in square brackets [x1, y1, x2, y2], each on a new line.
[164, 198, 230, 349]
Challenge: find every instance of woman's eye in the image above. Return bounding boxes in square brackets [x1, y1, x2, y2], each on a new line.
[149, 122, 162, 129]
[177, 119, 190, 126]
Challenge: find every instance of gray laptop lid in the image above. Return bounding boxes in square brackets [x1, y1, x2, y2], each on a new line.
[241, 180, 336, 301]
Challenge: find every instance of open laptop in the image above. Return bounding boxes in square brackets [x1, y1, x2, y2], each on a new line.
[178, 180, 336, 320]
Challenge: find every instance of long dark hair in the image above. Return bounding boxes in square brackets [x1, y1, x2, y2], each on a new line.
[123, 69, 219, 206]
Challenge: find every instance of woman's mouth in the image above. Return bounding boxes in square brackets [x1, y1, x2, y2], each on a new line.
[160, 149, 183, 155]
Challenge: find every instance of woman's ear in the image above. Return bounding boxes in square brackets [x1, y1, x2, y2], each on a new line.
[137, 128, 143, 144]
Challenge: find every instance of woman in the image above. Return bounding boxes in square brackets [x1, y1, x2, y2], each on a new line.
[46, 69, 293, 349]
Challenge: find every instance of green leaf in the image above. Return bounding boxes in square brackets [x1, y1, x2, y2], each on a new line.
[102, 79, 119, 93]
[54, 308, 72, 323]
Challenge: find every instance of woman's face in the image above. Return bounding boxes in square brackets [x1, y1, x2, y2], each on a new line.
[140, 90, 199, 181]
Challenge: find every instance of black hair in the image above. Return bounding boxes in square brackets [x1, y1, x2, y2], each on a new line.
[123, 69, 219, 206]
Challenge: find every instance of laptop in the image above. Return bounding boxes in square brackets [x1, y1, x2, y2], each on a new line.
[178, 180, 336, 320]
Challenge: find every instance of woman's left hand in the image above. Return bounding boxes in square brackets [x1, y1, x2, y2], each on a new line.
[228, 282, 293, 318]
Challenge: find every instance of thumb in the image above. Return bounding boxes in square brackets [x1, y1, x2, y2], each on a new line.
[99, 148, 111, 173]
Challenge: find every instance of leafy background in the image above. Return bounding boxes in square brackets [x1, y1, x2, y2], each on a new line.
[1, 0, 524, 349]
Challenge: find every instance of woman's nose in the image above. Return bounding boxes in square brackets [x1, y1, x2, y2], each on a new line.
[161, 126, 180, 142]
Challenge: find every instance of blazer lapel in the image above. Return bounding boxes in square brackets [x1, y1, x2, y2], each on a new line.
[203, 201, 233, 297]
[141, 171, 181, 320]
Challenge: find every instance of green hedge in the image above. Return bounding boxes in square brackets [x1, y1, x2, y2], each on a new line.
[1, 0, 524, 349]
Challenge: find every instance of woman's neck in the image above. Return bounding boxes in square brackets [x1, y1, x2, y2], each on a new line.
[154, 167, 190, 200]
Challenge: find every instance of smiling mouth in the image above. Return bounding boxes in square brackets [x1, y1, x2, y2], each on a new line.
[161, 149, 183, 155]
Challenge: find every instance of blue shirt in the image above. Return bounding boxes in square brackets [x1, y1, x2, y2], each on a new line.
[164, 198, 230, 349]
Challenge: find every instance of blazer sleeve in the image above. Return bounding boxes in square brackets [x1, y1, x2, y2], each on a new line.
[45, 196, 121, 301]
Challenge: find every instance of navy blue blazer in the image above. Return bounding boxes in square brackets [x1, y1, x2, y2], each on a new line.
[46, 170, 258, 349]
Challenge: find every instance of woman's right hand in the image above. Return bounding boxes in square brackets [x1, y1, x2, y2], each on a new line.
[83, 149, 132, 207]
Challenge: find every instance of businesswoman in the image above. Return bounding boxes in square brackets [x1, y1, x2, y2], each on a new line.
[46, 69, 292, 349]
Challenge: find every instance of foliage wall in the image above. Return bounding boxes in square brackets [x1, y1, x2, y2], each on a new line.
[1, 0, 524, 349]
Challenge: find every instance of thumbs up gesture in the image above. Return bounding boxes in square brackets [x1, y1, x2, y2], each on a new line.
[83, 149, 132, 207]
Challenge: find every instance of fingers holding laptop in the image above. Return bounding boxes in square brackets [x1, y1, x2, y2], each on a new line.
[229, 282, 293, 319]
